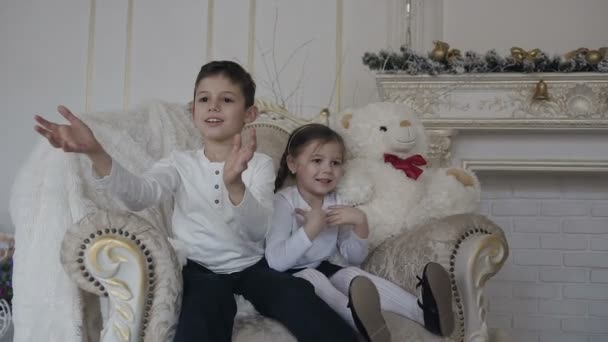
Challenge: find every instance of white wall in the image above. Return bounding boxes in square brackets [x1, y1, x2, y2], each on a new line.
[443, 0, 608, 53]
[1, 0, 90, 233]
[1, 0, 406, 233]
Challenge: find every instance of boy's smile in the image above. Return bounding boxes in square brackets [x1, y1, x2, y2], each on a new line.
[204, 117, 223, 125]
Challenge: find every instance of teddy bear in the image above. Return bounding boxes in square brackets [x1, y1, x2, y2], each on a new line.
[332, 102, 481, 247]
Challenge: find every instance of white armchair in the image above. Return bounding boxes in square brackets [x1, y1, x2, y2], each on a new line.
[14, 100, 509, 342]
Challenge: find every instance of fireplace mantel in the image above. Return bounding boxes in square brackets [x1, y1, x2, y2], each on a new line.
[377, 73, 608, 171]
[378, 73, 608, 130]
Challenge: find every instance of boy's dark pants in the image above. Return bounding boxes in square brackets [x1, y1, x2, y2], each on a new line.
[174, 258, 359, 342]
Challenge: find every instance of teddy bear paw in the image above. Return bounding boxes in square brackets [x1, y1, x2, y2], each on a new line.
[446, 168, 475, 187]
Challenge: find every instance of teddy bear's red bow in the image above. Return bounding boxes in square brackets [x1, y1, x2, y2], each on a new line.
[383, 153, 427, 180]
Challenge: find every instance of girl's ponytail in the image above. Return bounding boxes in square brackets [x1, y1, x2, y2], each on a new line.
[274, 150, 290, 193]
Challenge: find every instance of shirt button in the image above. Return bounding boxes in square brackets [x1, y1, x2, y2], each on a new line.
[214, 199, 219, 204]
[215, 170, 220, 175]
[214, 184, 219, 189]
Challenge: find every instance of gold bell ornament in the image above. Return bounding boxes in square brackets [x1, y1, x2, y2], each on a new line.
[533, 80, 549, 101]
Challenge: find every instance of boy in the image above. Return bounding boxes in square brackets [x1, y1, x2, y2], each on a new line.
[34, 61, 360, 342]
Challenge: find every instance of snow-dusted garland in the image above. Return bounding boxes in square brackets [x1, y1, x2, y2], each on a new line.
[363, 44, 608, 75]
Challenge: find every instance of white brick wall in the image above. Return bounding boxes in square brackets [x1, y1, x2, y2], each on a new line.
[482, 174, 608, 341]
[591, 270, 608, 284]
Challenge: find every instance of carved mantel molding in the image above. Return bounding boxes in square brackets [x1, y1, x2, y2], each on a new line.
[377, 73, 608, 170]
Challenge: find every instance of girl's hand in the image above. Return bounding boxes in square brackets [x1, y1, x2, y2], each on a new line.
[295, 200, 327, 240]
[328, 205, 369, 239]
[223, 129, 256, 187]
[327, 205, 366, 226]
[34, 105, 103, 155]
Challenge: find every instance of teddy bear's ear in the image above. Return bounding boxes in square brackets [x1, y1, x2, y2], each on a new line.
[341, 113, 353, 129]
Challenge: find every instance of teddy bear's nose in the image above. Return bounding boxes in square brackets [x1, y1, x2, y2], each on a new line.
[400, 120, 411, 127]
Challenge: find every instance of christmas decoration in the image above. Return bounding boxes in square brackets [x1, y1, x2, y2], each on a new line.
[430, 41, 449, 62]
[586, 50, 603, 65]
[363, 43, 608, 75]
[532, 80, 550, 100]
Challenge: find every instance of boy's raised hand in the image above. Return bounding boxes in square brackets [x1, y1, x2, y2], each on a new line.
[34, 105, 112, 176]
[34, 105, 102, 155]
[223, 128, 257, 186]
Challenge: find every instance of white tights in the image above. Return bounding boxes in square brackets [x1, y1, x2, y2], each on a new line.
[293, 266, 424, 329]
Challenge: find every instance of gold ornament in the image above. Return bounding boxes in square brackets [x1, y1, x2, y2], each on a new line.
[431, 41, 462, 63]
[511, 47, 542, 63]
[586, 50, 603, 65]
[447, 49, 462, 61]
[533, 80, 550, 101]
[564, 47, 589, 60]
[565, 47, 607, 64]
[431, 41, 450, 62]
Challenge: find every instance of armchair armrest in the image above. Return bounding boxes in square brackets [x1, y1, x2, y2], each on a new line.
[61, 210, 182, 342]
[363, 213, 509, 342]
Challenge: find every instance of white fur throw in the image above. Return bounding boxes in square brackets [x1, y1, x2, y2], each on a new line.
[10, 101, 202, 342]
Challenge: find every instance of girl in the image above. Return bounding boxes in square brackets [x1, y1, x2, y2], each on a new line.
[266, 124, 455, 342]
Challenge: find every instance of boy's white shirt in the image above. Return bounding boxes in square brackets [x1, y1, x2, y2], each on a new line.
[265, 186, 369, 272]
[93, 147, 275, 274]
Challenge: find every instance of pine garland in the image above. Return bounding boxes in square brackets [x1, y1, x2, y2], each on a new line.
[362, 46, 608, 75]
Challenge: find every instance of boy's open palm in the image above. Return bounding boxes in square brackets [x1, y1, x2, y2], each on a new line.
[223, 129, 256, 186]
[34, 105, 102, 154]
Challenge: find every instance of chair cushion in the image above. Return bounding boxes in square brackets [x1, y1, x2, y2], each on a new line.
[233, 315, 296, 342]
[232, 312, 454, 342]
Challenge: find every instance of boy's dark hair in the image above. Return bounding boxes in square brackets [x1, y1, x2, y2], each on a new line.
[274, 123, 345, 193]
[194, 61, 256, 108]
